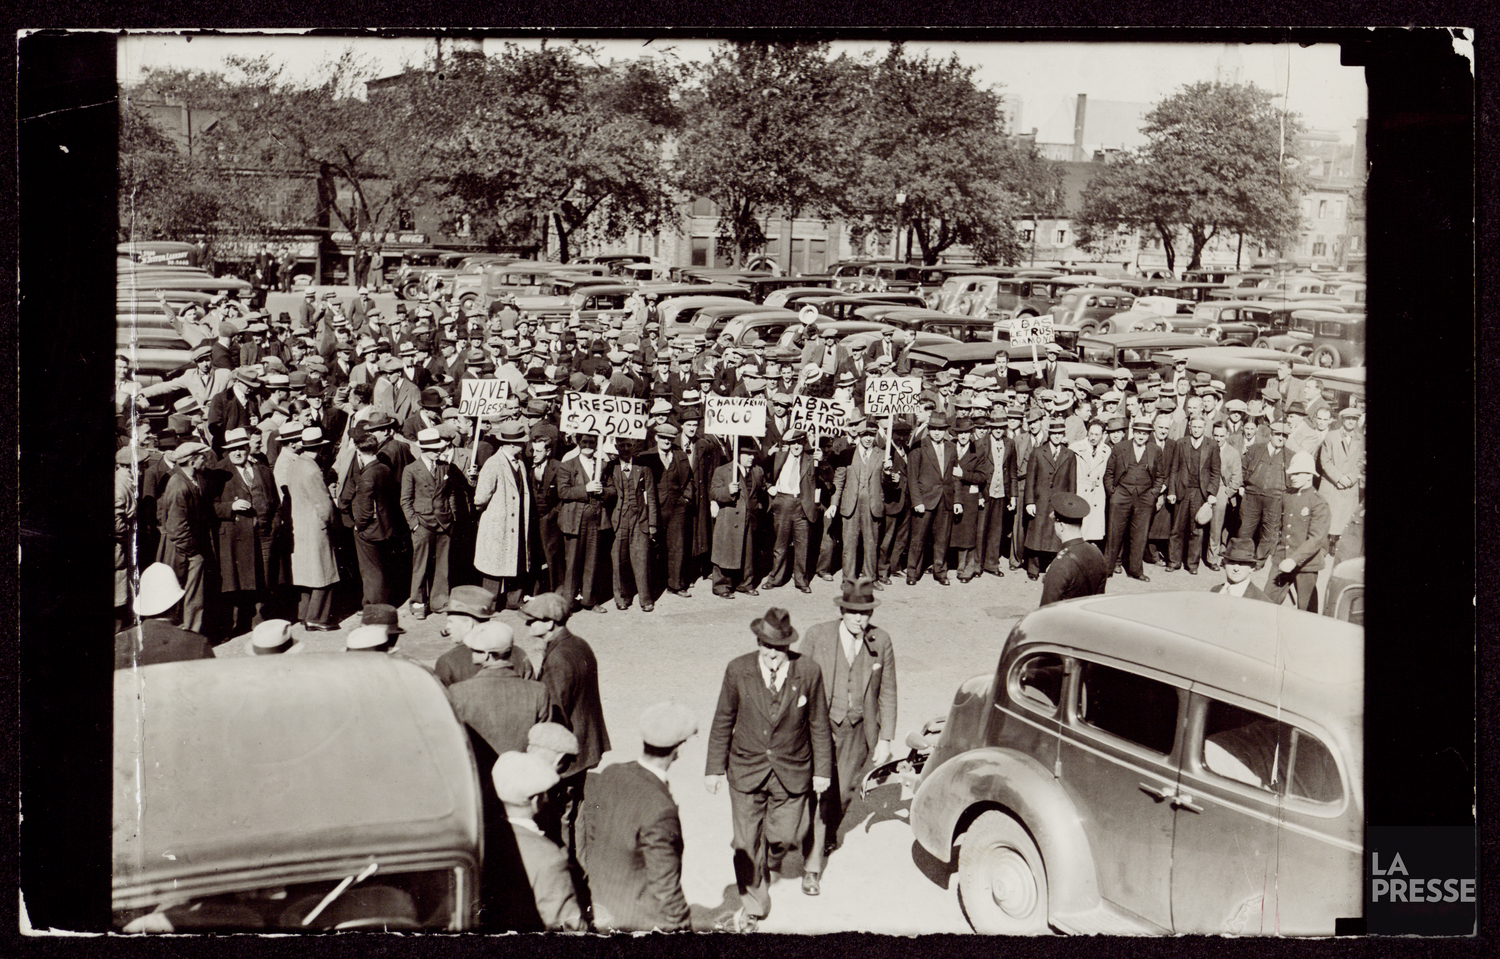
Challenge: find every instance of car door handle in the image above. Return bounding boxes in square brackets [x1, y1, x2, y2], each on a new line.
[1138, 782, 1175, 802]
[1170, 792, 1204, 813]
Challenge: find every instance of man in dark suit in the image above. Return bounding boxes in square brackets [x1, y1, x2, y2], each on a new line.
[557, 434, 616, 613]
[1166, 413, 1223, 574]
[797, 578, 896, 895]
[339, 426, 398, 607]
[764, 429, 819, 593]
[904, 412, 958, 585]
[578, 702, 698, 932]
[1103, 418, 1168, 581]
[1210, 537, 1274, 601]
[522, 592, 612, 862]
[644, 423, 696, 597]
[705, 609, 832, 932]
[832, 418, 886, 585]
[609, 437, 659, 612]
[401, 428, 463, 619]
[1023, 418, 1080, 579]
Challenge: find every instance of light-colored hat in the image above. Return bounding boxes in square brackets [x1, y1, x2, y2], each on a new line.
[640, 702, 700, 750]
[492, 751, 560, 805]
[249, 619, 301, 655]
[463, 620, 514, 654]
[526, 722, 579, 756]
[133, 562, 184, 617]
[345, 624, 393, 650]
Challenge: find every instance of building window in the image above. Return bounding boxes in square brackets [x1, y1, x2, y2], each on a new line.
[1056, 229, 1067, 245]
[397, 208, 415, 231]
[690, 236, 709, 267]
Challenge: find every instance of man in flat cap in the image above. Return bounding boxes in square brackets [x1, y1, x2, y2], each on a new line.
[1237, 420, 1292, 568]
[522, 591, 610, 859]
[491, 751, 585, 932]
[705, 609, 831, 932]
[796, 577, 896, 895]
[578, 702, 698, 932]
[1039, 492, 1108, 607]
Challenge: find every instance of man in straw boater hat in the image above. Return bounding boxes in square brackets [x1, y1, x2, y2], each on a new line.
[577, 701, 699, 932]
[401, 427, 462, 621]
[705, 608, 831, 932]
[795, 577, 897, 897]
[114, 562, 216, 669]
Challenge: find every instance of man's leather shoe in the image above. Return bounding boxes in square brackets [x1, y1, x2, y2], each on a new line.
[1129, 572, 1151, 582]
[796, 584, 811, 593]
[801, 872, 821, 896]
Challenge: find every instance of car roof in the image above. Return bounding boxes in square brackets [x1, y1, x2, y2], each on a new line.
[1010, 592, 1362, 749]
[114, 655, 481, 892]
[1080, 332, 1211, 349]
[1153, 346, 1303, 369]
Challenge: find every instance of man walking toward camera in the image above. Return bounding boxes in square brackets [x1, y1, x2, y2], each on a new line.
[705, 609, 831, 932]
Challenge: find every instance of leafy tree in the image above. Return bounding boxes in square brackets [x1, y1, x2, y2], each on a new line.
[844, 44, 1062, 266]
[433, 42, 682, 262]
[1074, 81, 1306, 272]
[673, 42, 862, 268]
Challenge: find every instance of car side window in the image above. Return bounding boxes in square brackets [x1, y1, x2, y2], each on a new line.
[1076, 661, 1180, 756]
[1010, 653, 1068, 716]
[1200, 700, 1343, 803]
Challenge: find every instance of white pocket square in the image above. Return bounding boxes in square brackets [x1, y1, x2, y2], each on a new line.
[797, 694, 807, 708]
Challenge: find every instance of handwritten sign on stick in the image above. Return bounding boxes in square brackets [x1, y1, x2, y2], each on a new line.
[703, 396, 767, 437]
[864, 375, 922, 416]
[561, 392, 647, 439]
[459, 379, 511, 418]
[789, 394, 853, 438]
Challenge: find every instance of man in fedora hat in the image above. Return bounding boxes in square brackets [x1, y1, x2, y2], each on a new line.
[796, 577, 897, 895]
[1039, 492, 1107, 607]
[115, 562, 216, 669]
[155, 441, 215, 634]
[206, 367, 260, 453]
[1211, 537, 1273, 601]
[209, 426, 280, 634]
[276, 427, 341, 630]
[577, 701, 697, 932]
[401, 427, 462, 620]
[705, 608, 831, 932]
[905, 411, 958, 585]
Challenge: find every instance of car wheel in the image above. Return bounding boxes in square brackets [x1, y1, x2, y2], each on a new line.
[1311, 345, 1341, 369]
[957, 811, 1049, 935]
[1251, 337, 1272, 350]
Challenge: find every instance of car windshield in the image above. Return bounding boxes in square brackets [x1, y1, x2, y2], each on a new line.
[115, 864, 461, 933]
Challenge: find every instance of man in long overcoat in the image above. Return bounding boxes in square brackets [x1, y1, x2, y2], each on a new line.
[1023, 419, 1079, 578]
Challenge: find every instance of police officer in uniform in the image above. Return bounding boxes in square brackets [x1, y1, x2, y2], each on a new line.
[1038, 492, 1107, 607]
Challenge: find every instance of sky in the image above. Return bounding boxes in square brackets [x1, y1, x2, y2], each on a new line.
[117, 33, 1368, 143]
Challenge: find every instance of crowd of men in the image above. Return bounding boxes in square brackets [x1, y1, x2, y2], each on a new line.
[112, 278, 1367, 933]
[113, 284, 1366, 636]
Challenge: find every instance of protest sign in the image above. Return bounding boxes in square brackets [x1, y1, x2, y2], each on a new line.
[703, 396, 767, 437]
[864, 375, 922, 416]
[458, 379, 511, 418]
[561, 392, 648, 439]
[789, 394, 853, 438]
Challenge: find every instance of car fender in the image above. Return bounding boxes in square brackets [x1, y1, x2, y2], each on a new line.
[912, 745, 1101, 917]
